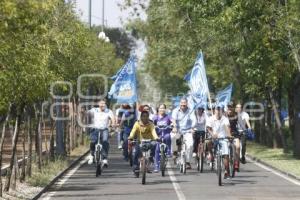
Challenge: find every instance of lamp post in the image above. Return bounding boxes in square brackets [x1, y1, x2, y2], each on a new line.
[88, 0, 92, 28]
[98, 0, 110, 42]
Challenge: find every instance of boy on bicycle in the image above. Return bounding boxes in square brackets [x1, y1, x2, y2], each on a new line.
[128, 111, 158, 173]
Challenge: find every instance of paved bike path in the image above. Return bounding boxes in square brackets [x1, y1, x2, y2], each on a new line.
[40, 140, 300, 200]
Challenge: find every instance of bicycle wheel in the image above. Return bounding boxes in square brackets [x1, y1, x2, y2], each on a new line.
[129, 151, 133, 167]
[95, 150, 101, 177]
[199, 143, 204, 173]
[217, 154, 222, 186]
[183, 155, 186, 174]
[229, 146, 234, 178]
[141, 158, 146, 185]
[160, 148, 166, 177]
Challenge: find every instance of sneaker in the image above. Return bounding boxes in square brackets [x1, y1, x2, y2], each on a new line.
[88, 155, 94, 165]
[192, 153, 197, 158]
[153, 169, 159, 173]
[118, 144, 122, 149]
[103, 159, 108, 168]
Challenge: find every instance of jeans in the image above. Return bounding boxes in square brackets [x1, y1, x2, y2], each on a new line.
[90, 128, 109, 159]
[122, 127, 131, 160]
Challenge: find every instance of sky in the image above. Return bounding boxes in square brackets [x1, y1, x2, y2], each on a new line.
[73, 0, 146, 28]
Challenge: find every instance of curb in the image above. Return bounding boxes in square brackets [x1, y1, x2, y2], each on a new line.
[32, 150, 90, 200]
[246, 154, 300, 182]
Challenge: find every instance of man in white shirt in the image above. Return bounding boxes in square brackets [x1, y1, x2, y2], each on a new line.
[207, 105, 231, 179]
[171, 98, 197, 169]
[87, 99, 115, 166]
[236, 103, 252, 164]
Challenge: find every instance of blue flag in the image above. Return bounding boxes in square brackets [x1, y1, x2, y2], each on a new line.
[216, 83, 233, 107]
[186, 91, 207, 110]
[171, 96, 182, 107]
[108, 56, 138, 103]
[184, 70, 192, 81]
[188, 52, 209, 98]
[110, 65, 125, 80]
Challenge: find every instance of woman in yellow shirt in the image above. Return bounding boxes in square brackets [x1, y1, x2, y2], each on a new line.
[128, 111, 158, 173]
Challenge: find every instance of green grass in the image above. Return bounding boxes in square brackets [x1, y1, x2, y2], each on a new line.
[27, 142, 89, 187]
[27, 157, 68, 187]
[247, 142, 300, 177]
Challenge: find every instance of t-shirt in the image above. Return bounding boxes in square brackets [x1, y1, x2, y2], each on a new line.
[171, 107, 196, 133]
[88, 107, 114, 129]
[206, 115, 230, 138]
[195, 112, 207, 132]
[237, 111, 250, 131]
[128, 121, 158, 142]
[121, 110, 136, 129]
[153, 114, 172, 136]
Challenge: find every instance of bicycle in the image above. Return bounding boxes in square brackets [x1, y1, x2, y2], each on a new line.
[155, 125, 172, 177]
[94, 128, 107, 177]
[140, 139, 155, 185]
[195, 131, 206, 173]
[213, 137, 231, 186]
[227, 137, 235, 178]
[177, 135, 187, 174]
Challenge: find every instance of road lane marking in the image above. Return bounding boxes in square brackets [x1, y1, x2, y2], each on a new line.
[167, 162, 186, 200]
[40, 156, 88, 200]
[250, 158, 300, 186]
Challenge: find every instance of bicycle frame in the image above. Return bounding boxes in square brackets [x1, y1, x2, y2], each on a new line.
[196, 131, 206, 172]
[178, 135, 187, 174]
[95, 129, 105, 177]
[140, 139, 152, 185]
[156, 125, 172, 176]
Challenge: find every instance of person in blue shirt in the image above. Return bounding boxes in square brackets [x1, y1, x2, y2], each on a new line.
[171, 97, 197, 169]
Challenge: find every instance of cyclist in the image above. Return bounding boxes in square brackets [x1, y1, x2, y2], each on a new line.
[227, 103, 241, 172]
[128, 111, 159, 173]
[138, 104, 155, 120]
[120, 103, 136, 161]
[116, 104, 126, 149]
[171, 97, 197, 169]
[192, 105, 207, 158]
[236, 103, 252, 164]
[207, 105, 231, 179]
[153, 104, 172, 173]
[87, 99, 115, 167]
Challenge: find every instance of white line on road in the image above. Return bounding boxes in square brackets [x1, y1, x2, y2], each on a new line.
[167, 162, 186, 200]
[40, 156, 88, 200]
[250, 158, 300, 186]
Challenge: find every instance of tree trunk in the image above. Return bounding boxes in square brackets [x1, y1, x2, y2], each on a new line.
[293, 73, 300, 158]
[0, 110, 10, 197]
[269, 90, 288, 152]
[265, 101, 273, 148]
[26, 112, 33, 177]
[56, 99, 65, 156]
[50, 119, 55, 161]
[73, 98, 78, 148]
[20, 122, 26, 182]
[34, 106, 42, 171]
[4, 114, 21, 192]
